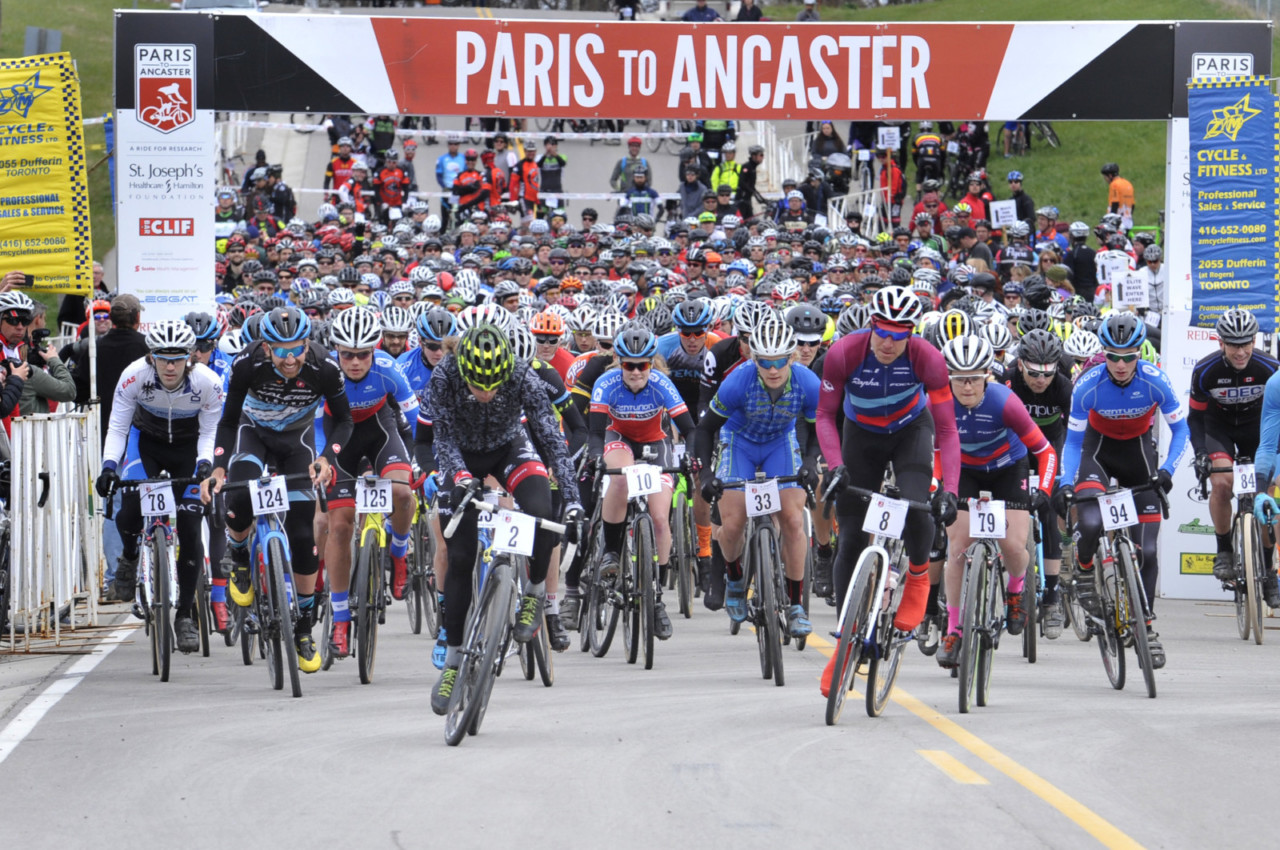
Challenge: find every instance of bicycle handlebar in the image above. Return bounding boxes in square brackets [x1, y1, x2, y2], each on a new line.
[443, 488, 576, 566]
[105, 473, 204, 520]
[820, 469, 933, 519]
[1064, 478, 1170, 521]
[211, 465, 329, 516]
[713, 474, 816, 510]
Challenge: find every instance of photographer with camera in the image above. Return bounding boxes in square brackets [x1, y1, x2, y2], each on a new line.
[0, 291, 75, 416]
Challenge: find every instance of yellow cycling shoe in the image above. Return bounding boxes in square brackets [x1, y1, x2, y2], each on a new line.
[226, 558, 254, 608]
[295, 633, 322, 673]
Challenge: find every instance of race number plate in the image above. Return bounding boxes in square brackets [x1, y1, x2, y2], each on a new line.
[1099, 489, 1139, 531]
[862, 495, 909, 538]
[1234, 463, 1257, 497]
[969, 499, 1007, 539]
[745, 479, 781, 517]
[624, 463, 662, 497]
[356, 477, 393, 513]
[251, 476, 288, 517]
[491, 509, 536, 557]
[139, 481, 173, 518]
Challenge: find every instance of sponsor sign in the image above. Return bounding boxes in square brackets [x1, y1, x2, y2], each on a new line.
[1180, 552, 1215, 576]
[135, 45, 195, 134]
[0, 52, 93, 293]
[1187, 76, 1278, 333]
[139, 217, 194, 236]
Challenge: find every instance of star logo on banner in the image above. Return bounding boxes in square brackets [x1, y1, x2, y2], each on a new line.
[0, 72, 53, 120]
[1204, 93, 1262, 142]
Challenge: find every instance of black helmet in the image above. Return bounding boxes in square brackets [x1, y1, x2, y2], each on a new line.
[260, 306, 311, 345]
[338, 267, 361, 284]
[785, 302, 827, 337]
[1017, 308, 1054, 336]
[1100, 162, 1120, 176]
[1022, 276, 1054, 310]
[1017, 328, 1062, 364]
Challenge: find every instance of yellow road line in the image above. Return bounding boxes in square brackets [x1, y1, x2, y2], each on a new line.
[806, 634, 1144, 850]
[918, 750, 989, 785]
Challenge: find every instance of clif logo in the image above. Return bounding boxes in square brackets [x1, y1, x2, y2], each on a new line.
[135, 44, 195, 134]
[139, 217, 193, 236]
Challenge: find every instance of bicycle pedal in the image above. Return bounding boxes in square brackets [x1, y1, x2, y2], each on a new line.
[131, 603, 146, 620]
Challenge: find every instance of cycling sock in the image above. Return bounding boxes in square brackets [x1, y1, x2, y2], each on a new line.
[390, 532, 410, 559]
[893, 567, 930, 631]
[603, 520, 625, 554]
[658, 563, 670, 587]
[1044, 574, 1059, 592]
[445, 646, 462, 667]
[332, 590, 350, 623]
[1078, 559, 1094, 572]
[697, 524, 712, 558]
[211, 578, 227, 604]
[725, 557, 743, 582]
[818, 542, 833, 558]
[546, 592, 559, 614]
[786, 578, 803, 605]
[1007, 574, 1024, 595]
[926, 581, 941, 615]
[297, 593, 315, 631]
[526, 580, 545, 598]
[947, 604, 961, 635]
[1216, 532, 1232, 554]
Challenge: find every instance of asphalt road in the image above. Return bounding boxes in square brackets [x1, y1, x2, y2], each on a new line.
[2, 590, 1278, 848]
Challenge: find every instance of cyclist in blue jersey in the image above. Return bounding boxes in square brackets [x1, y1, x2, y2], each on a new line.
[320, 307, 418, 659]
[1252, 369, 1280, 533]
[694, 314, 821, 637]
[935, 335, 1059, 669]
[1052, 312, 1188, 669]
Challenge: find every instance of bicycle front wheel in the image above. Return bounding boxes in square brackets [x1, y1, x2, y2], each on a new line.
[759, 526, 786, 686]
[356, 536, 382, 685]
[866, 629, 906, 718]
[270, 538, 302, 699]
[195, 566, 211, 658]
[825, 557, 875, 726]
[445, 562, 515, 746]
[1034, 121, 1060, 148]
[1245, 515, 1266, 645]
[1117, 538, 1156, 698]
[958, 544, 989, 714]
[1021, 564, 1037, 664]
[638, 515, 657, 671]
[152, 538, 172, 682]
[586, 528, 620, 657]
[673, 492, 693, 619]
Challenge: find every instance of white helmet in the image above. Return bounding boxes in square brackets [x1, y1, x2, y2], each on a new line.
[218, 329, 246, 356]
[509, 324, 537, 362]
[592, 310, 627, 341]
[981, 321, 1014, 352]
[869, 286, 924, 326]
[381, 305, 414, 333]
[145, 319, 197, 353]
[751, 314, 796, 359]
[328, 287, 357, 308]
[388, 280, 416, 299]
[733, 300, 771, 336]
[456, 303, 514, 333]
[1063, 328, 1101, 361]
[453, 268, 482, 302]
[329, 306, 382, 349]
[0, 290, 34, 316]
[423, 214, 442, 234]
[942, 335, 994, 373]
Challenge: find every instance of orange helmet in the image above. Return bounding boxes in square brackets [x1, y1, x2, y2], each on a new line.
[559, 275, 583, 292]
[88, 299, 111, 319]
[529, 311, 564, 336]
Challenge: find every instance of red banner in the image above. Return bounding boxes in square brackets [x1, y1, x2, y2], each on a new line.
[370, 20, 1012, 121]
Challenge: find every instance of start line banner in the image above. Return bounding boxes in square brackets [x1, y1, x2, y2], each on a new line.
[1187, 76, 1279, 333]
[0, 52, 92, 294]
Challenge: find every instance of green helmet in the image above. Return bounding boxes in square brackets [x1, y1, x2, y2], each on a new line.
[456, 323, 514, 391]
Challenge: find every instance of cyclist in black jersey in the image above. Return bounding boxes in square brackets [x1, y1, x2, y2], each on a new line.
[427, 323, 583, 715]
[201, 307, 351, 674]
[1189, 309, 1280, 605]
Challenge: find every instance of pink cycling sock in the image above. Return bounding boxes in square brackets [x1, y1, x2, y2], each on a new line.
[947, 604, 961, 635]
[1007, 574, 1025, 595]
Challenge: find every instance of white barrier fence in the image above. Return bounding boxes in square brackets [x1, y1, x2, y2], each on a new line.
[7, 411, 100, 648]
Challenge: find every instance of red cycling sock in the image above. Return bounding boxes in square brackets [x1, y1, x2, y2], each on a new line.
[893, 566, 930, 631]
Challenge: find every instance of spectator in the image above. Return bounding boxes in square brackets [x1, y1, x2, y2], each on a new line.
[809, 121, 845, 159]
[679, 166, 709, 219]
[240, 148, 267, 195]
[537, 136, 568, 210]
[736, 145, 765, 218]
[710, 140, 741, 196]
[610, 137, 649, 193]
[736, 0, 764, 20]
[435, 135, 466, 229]
[509, 139, 542, 217]
[1064, 221, 1098, 303]
[622, 167, 660, 217]
[1102, 162, 1135, 219]
[400, 140, 419, 192]
[875, 148, 905, 222]
[13, 302, 75, 416]
[324, 136, 358, 203]
[480, 149, 508, 208]
[682, 0, 722, 22]
[57, 260, 109, 332]
[374, 150, 410, 221]
[959, 227, 994, 267]
[696, 120, 735, 152]
[796, 0, 819, 21]
[267, 164, 296, 221]
[491, 133, 519, 173]
[94, 295, 149, 443]
[1138, 244, 1167, 315]
[1006, 170, 1035, 225]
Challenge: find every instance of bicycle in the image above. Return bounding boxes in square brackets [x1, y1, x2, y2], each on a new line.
[669, 461, 697, 619]
[441, 491, 572, 746]
[1031, 121, 1060, 149]
[405, 486, 440, 638]
[219, 467, 329, 699]
[713, 472, 812, 687]
[0, 464, 10, 640]
[592, 453, 691, 670]
[107, 473, 200, 682]
[1021, 511, 1044, 664]
[955, 492, 1012, 714]
[1065, 479, 1168, 699]
[1198, 456, 1266, 644]
[822, 467, 926, 725]
[348, 474, 399, 684]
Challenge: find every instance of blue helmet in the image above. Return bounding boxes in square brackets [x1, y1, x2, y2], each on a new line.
[416, 306, 456, 343]
[1098, 311, 1147, 350]
[613, 322, 657, 359]
[672, 298, 713, 330]
[260, 306, 312, 345]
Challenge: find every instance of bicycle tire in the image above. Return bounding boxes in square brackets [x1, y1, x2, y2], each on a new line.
[1097, 594, 1124, 690]
[674, 492, 693, 618]
[139, 543, 157, 675]
[255, 545, 283, 691]
[445, 560, 514, 746]
[797, 541, 812, 652]
[356, 535, 381, 685]
[958, 543, 987, 714]
[237, 605, 254, 666]
[534, 610, 554, 687]
[1021, 565, 1037, 664]
[421, 511, 441, 639]
[824, 555, 875, 726]
[764, 527, 786, 686]
[976, 554, 1002, 708]
[1063, 553, 1092, 642]
[270, 538, 302, 699]
[196, 566, 211, 658]
[535, 117, 554, 133]
[469, 559, 516, 737]
[751, 526, 775, 682]
[319, 589, 336, 672]
[1118, 538, 1156, 699]
[519, 635, 536, 680]
[1246, 515, 1265, 645]
[622, 523, 641, 665]
[866, 630, 906, 718]
[405, 558, 424, 637]
[154, 536, 172, 682]
[1233, 516, 1252, 641]
[586, 529, 620, 657]
[639, 515, 657, 671]
[1034, 121, 1060, 148]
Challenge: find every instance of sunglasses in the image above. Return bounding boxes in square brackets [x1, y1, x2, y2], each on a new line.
[796, 339, 821, 348]
[757, 356, 790, 370]
[550, 260, 566, 265]
[196, 340, 217, 353]
[1105, 351, 1139, 363]
[679, 329, 707, 338]
[950, 374, 986, 385]
[1, 315, 31, 326]
[93, 312, 110, 321]
[598, 341, 614, 350]
[622, 360, 651, 372]
[872, 324, 912, 341]
[1024, 365, 1057, 378]
[272, 344, 307, 359]
[534, 335, 560, 345]
[153, 351, 189, 363]
[338, 350, 373, 361]
[422, 342, 443, 352]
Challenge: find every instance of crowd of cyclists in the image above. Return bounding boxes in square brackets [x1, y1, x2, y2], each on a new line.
[74, 112, 1280, 717]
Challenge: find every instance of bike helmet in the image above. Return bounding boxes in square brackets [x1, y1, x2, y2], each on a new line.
[672, 298, 713, 331]
[456, 323, 515, 391]
[1143, 244, 1163, 263]
[785, 302, 827, 342]
[942, 335, 994, 373]
[1068, 220, 1090, 239]
[529, 310, 565, 337]
[733, 300, 771, 336]
[380, 305, 414, 334]
[771, 280, 803, 303]
[329, 306, 382, 349]
[492, 279, 523, 302]
[1098, 311, 1147, 350]
[328, 287, 357, 309]
[1216, 308, 1259, 345]
[218, 329, 245, 357]
[869, 285, 923, 326]
[593, 310, 628, 341]
[1017, 308, 1054, 336]
[836, 303, 870, 336]
[417, 306, 457, 343]
[184, 311, 221, 342]
[145, 320, 197, 354]
[751, 314, 796, 359]
[1016, 328, 1062, 365]
[260, 306, 312, 345]
[981, 321, 1014, 353]
[241, 313, 265, 347]
[456, 303, 514, 334]
[1063, 328, 1101, 361]
[509, 323, 537, 363]
[939, 309, 971, 342]
[614, 323, 657, 359]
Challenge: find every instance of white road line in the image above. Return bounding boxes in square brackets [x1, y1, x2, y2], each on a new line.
[0, 627, 133, 765]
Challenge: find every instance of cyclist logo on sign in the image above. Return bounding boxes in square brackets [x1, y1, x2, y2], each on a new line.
[135, 44, 196, 134]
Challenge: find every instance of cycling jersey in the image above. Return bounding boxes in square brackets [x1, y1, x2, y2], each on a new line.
[699, 335, 748, 413]
[589, 368, 689, 445]
[214, 342, 352, 469]
[1004, 367, 1072, 446]
[710, 360, 820, 443]
[570, 350, 612, 416]
[1059, 361, 1189, 486]
[103, 359, 224, 469]
[329, 349, 418, 424]
[656, 332, 714, 417]
[1188, 351, 1279, 432]
[953, 381, 1057, 485]
[426, 355, 580, 504]
[1253, 372, 1280, 485]
[397, 348, 435, 428]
